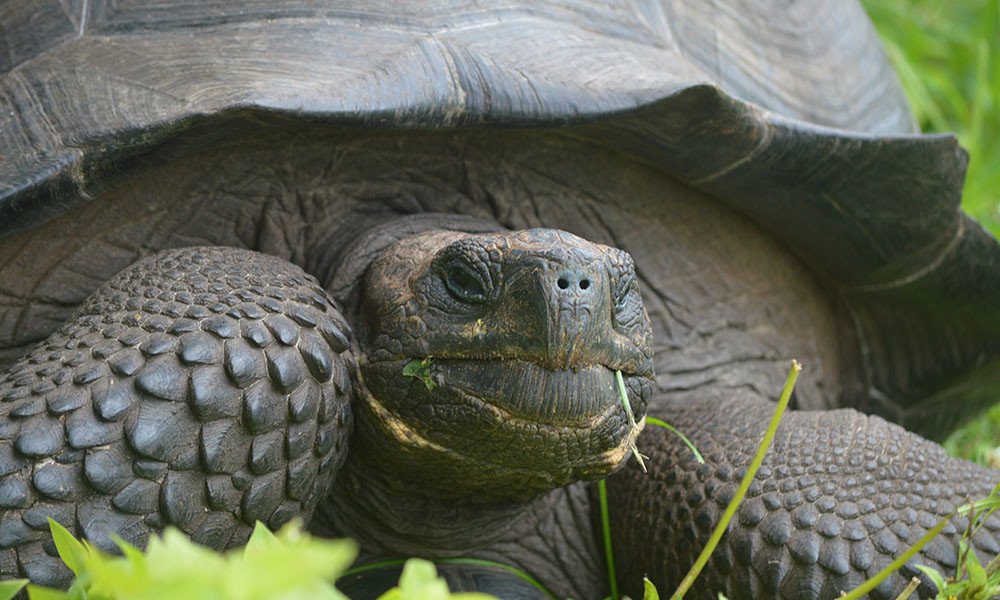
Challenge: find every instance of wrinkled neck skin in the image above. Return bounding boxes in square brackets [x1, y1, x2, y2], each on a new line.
[308, 215, 608, 596]
[318, 452, 553, 555]
[315, 440, 607, 600]
[315, 457, 606, 599]
[314, 215, 550, 543]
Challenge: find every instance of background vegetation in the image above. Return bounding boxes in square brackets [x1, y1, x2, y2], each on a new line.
[863, 0, 1000, 466]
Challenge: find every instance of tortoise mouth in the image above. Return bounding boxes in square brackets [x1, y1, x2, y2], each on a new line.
[430, 358, 647, 426]
[365, 353, 651, 426]
[359, 355, 653, 493]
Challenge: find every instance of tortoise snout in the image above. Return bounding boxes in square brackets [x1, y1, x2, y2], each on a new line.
[543, 263, 609, 369]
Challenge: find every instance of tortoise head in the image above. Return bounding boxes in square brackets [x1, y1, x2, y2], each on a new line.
[355, 228, 654, 500]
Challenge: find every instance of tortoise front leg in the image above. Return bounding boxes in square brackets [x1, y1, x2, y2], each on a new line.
[605, 395, 999, 600]
[0, 247, 354, 587]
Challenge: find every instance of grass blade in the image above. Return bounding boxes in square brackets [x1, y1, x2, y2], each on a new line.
[598, 479, 619, 600]
[838, 518, 950, 600]
[840, 483, 1000, 599]
[646, 417, 705, 464]
[670, 360, 801, 599]
[891, 576, 922, 600]
[616, 370, 647, 472]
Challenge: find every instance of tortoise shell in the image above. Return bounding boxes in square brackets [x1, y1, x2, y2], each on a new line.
[0, 0, 996, 438]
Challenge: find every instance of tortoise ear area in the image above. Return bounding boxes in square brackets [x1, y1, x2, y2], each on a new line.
[605, 248, 643, 327]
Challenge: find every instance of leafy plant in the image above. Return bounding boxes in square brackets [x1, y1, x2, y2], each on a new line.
[0, 580, 27, 600]
[375, 559, 495, 600]
[31, 520, 507, 600]
[30, 519, 357, 600]
[916, 541, 999, 600]
[910, 482, 1000, 600]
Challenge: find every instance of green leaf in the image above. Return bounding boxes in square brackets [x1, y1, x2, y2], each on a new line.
[111, 535, 146, 568]
[231, 522, 357, 600]
[913, 564, 947, 593]
[26, 586, 72, 600]
[397, 559, 450, 599]
[48, 519, 88, 577]
[376, 559, 495, 600]
[244, 520, 280, 554]
[403, 358, 437, 390]
[985, 552, 1000, 576]
[642, 577, 660, 600]
[965, 546, 988, 596]
[0, 580, 27, 600]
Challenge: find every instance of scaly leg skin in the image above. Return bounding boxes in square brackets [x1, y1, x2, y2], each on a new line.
[606, 396, 1000, 600]
[0, 247, 353, 586]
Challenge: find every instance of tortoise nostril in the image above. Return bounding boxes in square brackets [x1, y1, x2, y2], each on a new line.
[555, 270, 593, 293]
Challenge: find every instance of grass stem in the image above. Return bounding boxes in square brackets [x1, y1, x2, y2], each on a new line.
[598, 479, 619, 600]
[891, 576, 922, 600]
[838, 518, 949, 600]
[669, 360, 801, 599]
[646, 417, 705, 464]
[616, 370, 647, 472]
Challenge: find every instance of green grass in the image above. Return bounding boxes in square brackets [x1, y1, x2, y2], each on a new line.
[863, 0, 1000, 465]
[945, 402, 1000, 468]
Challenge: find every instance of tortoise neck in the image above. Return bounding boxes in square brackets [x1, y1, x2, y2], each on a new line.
[315, 452, 552, 556]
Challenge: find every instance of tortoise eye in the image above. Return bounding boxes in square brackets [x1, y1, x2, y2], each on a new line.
[444, 263, 487, 303]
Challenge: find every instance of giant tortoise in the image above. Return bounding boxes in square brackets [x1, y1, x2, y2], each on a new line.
[0, 1, 997, 598]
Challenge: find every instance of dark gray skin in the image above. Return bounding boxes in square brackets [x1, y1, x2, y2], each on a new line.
[351, 228, 654, 500]
[0, 133, 996, 600]
[0, 220, 655, 594]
